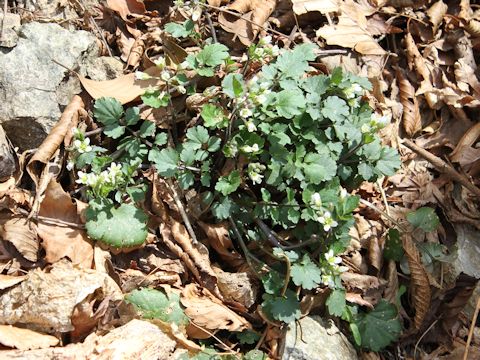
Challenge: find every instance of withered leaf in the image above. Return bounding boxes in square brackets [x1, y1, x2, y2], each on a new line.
[0, 325, 59, 350]
[396, 68, 421, 137]
[0, 214, 39, 262]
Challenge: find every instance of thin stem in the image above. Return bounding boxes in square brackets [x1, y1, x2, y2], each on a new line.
[165, 81, 179, 146]
[359, 198, 408, 232]
[166, 179, 198, 244]
[84, 127, 104, 136]
[340, 140, 364, 162]
[254, 218, 284, 249]
[278, 253, 291, 297]
[205, 11, 217, 43]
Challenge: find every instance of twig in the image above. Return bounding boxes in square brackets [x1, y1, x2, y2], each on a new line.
[464, 296, 480, 360]
[205, 11, 217, 43]
[189, 322, 236, 353]
[377, 176, 391, 217]
[165, 178, 198, 244]
[201, 3, 290, 40]
[277, 253, 291, 297]
[402, 138, 480, 197]
[17, 208, 85, 229]
[255, 327, 268, 351]
[414, 319, 438, 360]
[254, 218, 284, 248]
[85, 127, 104, 136]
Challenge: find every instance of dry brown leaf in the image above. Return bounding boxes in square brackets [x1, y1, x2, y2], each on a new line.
[218, 0, 276, 46]
[37, 179, 94, 269]
[213, 266, 257, 308]
[386, 0, 427, 8]
[0, 259, 122, 333]
[181, 283, 251, 335]
[78, 66, 163, 105]
[450, 122, 480, 173]
[0, 325, 59, 350]
[0, 215, 39, 262]
[291, 0, 339, 15]
[106, 0, 146, 21]
[345, 292, 374, 309]
[341, 272, 384, 292]
[383, 260, 399, 304]
[27, 96, 84, 188]
[402, 234, 431, 329]
[396, 68, 421, 137]
[316, 15, 386, 55]
[0, 274, 26, 290]
[198, 221, 244, 266]
[0, 125, 17, 182]
[426, 0, 447, 34]
[454, 58, 480, 95]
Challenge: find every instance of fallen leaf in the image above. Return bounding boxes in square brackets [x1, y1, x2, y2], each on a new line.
[181, 283, 251, 335]
[198, 221, 244, 266]
[426, 0, 447, 34]
[316, 15, 386, 55]
[0, 259, 122, 333]
[291, 0, 339, 15]
[27, 96, 84, 188]
[402, 233, 431, 329]
[0, 214, 39, 262]
[37, 179, 94, 268]
[213, 266, 257, 308]
[0, 325, 59, 350]
[106, 0, 146, 21]
[397, 67, 421, 137]
[0, 274, 26, 290]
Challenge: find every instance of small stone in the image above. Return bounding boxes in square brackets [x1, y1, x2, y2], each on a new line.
[282, 316, 358, 360]
[0, 12, 21, 48]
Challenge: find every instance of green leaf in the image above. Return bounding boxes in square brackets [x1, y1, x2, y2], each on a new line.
[375, 147, 400, 176]
[406, 207, 439, 232]
[141, 90, 169, 108]
[207, 136, 221, 152]
[215, 170, 241, 196]
[94, 97, 124, 125]
[164, 19, 195, 38]
[236, 330, 260, 345]
[186, 126, 210, 149]
[275, 89, 306, 119]
[180, 143, 197, 165]
[201, 104, 228, 129]
[263, 290, 301, 323]
[125, 288, 189, 326]
[103, 124, 125, 139]
[138, 121, 156, 138]
[384, 229, 404, 261]
[261, 271, 283, 295]
[244, 350, 267, 360]
[178, 171, 195, 190]
[290, 254, 321, 290]
[302, 153, 337, 184]
[275, 43, 317, 78]
[148, 147, 179, 177]
[222, 73, 245, 99]
[125, 107, 140, 125]
[321, 96, 349, 123]
[326, 289, 346, 317]
[154, 132, 168, 146]
[86, 201, 148, 248]
[354, 300, 402, 351]
[211, 196, 239, 219]
[358, 162, 374, 180]
[197, 43, 229, 67]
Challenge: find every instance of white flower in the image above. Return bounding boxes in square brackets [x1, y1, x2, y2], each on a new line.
[270, 45, 280, 57]
[191, 7, 202, 21]
[242, 143, 260, 153]
[311, 192, 322, 208]
[160, 70, 171, 81]
[154, 56, 166, 69]
[135, 71, 151, 80]
[177, 85, 186, 94]
[246, 120, 257, 132]
[99, 171, 111, 184]
[180, 60, 190, 70]
[371, 112, 391, 129]
[321, 274, 335, 288]
[249, 172, 263, 184]
[318, 211, 338, 231]
[339, 187, 348, 199]
[254, 47, 264, 57]
[66, 161, 75, 171]
[361, 123, 371, 134]
[324, 250, 342, 266]
[254, 93, 267, 105]
[239, 107, 253, 118]
[247, 163, 266, 184]
[76, 171, 89, 185]
[86, 173, 98, 186]
[344, 83, 363, 99]
[259, 35, 272, 46]
[74, 138, 92, 153]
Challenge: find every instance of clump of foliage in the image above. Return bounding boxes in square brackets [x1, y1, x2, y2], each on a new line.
[67, 35, 402, 353]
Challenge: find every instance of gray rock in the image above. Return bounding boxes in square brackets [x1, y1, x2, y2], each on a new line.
[83, 56, 125, 81]
[282, 316, 358, 360]
[0, 22, 97, 149]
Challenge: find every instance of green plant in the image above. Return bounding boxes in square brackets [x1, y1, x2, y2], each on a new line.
[68, 39, 401, 351]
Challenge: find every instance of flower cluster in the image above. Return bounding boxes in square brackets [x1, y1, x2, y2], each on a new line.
[248, 36, 280, 61]
[67, 127, 93, 171]
[135, 56, 187, 95]
[309, 192, 340, 232]
[320, 250, 349, 288]
[361, 112, 391, 134]
[76, 162, 124, 197]
[247, 162, 266, 184]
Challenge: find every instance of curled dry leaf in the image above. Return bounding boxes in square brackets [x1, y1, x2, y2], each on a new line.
[0, 274, 26, 290]
[218, 0, 276, 46]
[37, 179, 94, 269]
[213, 266, 258, 308]
[27, 96, 84, 188]
[396, 68, 421, 137]
[383, 260, 399, 304]
[198, 221, 244, 267]
[181, 283, 251, 335]
[402, 234, 431, 329]
[450, 122, 480, 174]
[426, 0, 448, 34]
[291, 0, 339, 15]
[0, 259, 122, 333]
[0, 325, 59, 350]
[0, 214, 39, 262]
